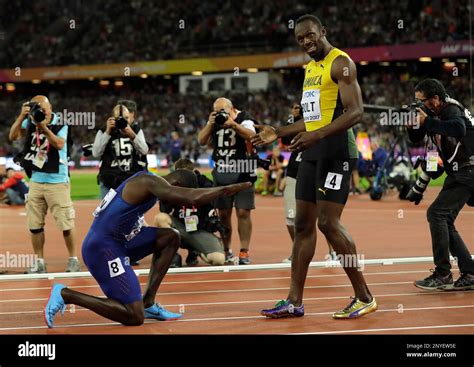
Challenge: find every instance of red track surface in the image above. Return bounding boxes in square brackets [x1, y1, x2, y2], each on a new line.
[1, 188, 473, 334]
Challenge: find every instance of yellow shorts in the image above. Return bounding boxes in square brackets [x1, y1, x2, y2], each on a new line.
[25, 182, 75, 231]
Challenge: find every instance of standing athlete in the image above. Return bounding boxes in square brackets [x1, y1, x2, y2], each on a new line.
[44, 170, 250, 327]
[252, 14, 377, 319]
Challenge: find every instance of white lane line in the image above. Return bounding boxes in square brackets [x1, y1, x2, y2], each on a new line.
[0, 281, 414, 303]
[0, 305, 472, 331]
[292, 324, 474, 335]
[0, 270, 430, 292]
[3, 256, 464, 281]
[0, 290, 471, 313]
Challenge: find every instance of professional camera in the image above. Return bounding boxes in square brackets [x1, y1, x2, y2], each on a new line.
[115, 105, 128, 130]
[214, 109, 229, 126]
[406, 157, 444, 205]
[400, 100, 433, 117]
[26, 102, 46, 124]
[204, 214, 229, 238]
[82, 144, 93, 157]
[402, 101, 424, 111]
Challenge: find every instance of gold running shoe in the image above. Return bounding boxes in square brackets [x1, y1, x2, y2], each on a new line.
[332, 297, 378, 319]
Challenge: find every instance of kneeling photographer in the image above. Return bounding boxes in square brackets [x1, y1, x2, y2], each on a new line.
[92, 100, 148, 198]
[406, 79, 474, 291]
[158, 159, 227, 267]
[197, 97, 261, 265]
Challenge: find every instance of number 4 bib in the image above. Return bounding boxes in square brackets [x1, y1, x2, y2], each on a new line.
[324, 172, 343, 191]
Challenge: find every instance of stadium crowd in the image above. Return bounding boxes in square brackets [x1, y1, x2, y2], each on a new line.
[0, 0, 469, 68]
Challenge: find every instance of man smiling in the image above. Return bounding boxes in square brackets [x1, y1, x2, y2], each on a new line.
[252, 14, 376, 319]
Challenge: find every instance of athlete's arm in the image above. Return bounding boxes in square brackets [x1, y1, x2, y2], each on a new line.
[317, 56, 363, 137]
[123, 175, 251, 207]
[150, 176, 252, 207]
[250, 120, 306, 146]
[289, 56, 363, 151]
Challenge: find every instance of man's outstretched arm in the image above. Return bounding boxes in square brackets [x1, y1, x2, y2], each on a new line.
[123, 175, 251, 207]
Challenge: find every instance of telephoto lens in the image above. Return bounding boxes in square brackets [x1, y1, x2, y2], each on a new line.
[406, 171, 430, 205]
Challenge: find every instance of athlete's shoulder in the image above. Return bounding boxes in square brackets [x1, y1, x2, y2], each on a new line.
[330, 52, 357, 82]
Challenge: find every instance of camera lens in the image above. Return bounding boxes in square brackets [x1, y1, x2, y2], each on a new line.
[214, 110, 229, 126]
[115, 116, 128, 129]
[29, 103, 45, 124]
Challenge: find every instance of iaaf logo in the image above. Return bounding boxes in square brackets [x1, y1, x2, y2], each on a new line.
[18, 341, 56, 360]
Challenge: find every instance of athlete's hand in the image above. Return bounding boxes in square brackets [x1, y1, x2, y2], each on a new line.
[222, 182, 252, 196]
[289, 131, 320, 152]
[250, 125, 277, 146]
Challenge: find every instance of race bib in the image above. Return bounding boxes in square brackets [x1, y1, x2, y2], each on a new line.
[324, 172, 343, 191]
[93, 189, 117, 217]
[301, 89, 322, 122]
[108, 257, 125, 278]
[185, 215, 198, 232]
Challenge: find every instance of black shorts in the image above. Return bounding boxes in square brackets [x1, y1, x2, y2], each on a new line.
[212, 170, 255, 210]
[295, 159, 356, 204]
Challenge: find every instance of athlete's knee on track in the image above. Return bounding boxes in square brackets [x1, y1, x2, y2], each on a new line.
[123, 306, 144, 326]
[201, 252, 225, 266]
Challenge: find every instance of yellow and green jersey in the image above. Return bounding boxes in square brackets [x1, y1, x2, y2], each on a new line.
[301, 47, 358, 160]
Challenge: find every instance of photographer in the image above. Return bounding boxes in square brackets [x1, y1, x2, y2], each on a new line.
[92, 100, 148, 198]
[407, 79, 474, 291]
[197, 97, 256, 265]
[9, 96, 79, 273]
[261, 144, 285, 196]
[157, 159, 226, 267]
